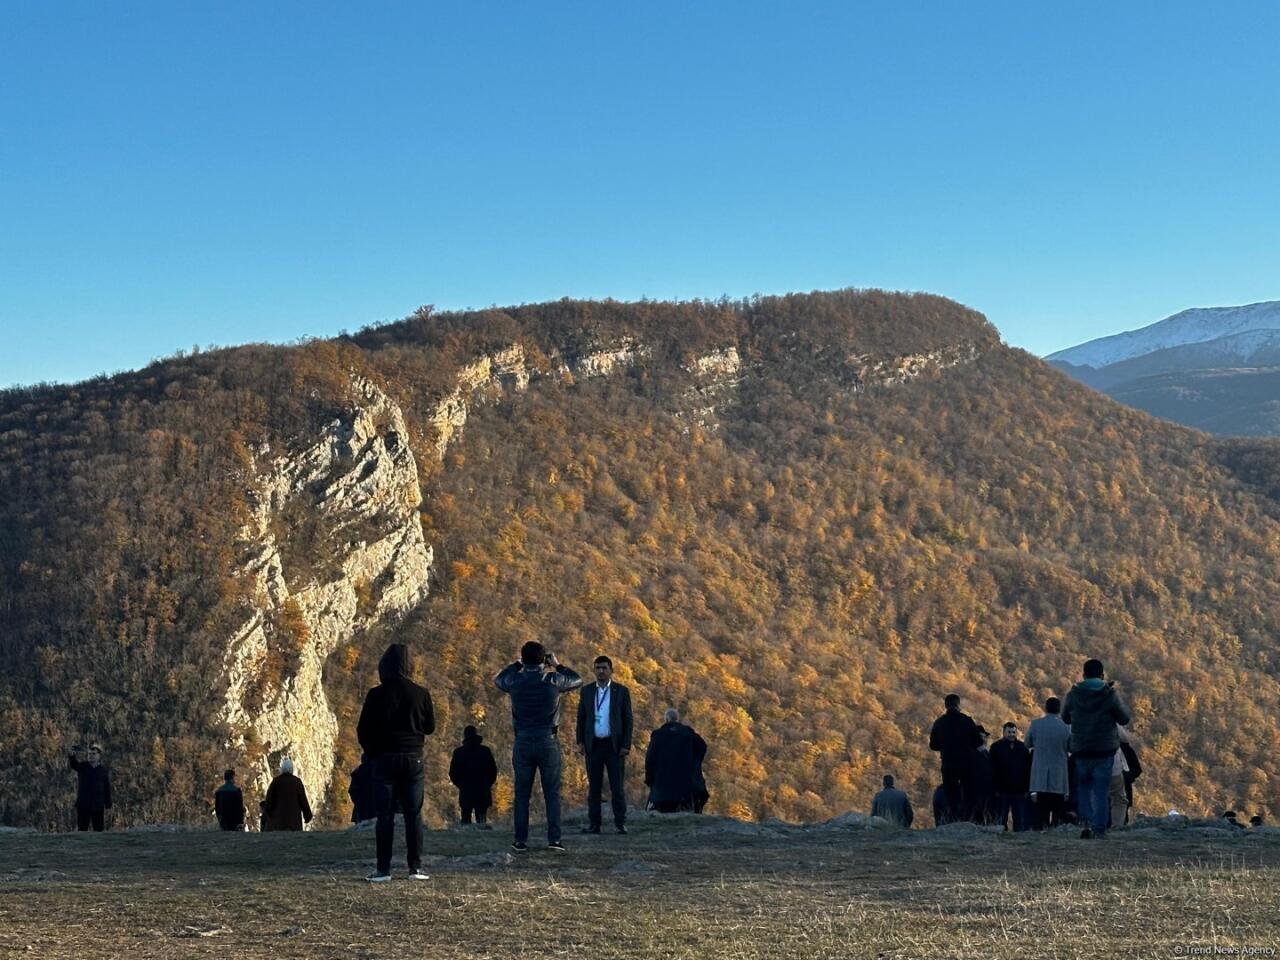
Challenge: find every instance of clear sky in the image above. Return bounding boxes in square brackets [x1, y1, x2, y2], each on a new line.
[3, 2, 1278, 388]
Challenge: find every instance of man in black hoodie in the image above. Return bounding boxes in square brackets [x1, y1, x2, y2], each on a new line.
[1062, 658, 1131, 839]
[357, 643, 435, 882]
[448, 726, 498, 826]
[928, 694, 980, 824]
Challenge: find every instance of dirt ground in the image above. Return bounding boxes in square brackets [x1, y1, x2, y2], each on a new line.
[2, 813, 1278, 959]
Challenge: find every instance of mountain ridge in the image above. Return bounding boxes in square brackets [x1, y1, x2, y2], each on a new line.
[3, 289, 1280, 830]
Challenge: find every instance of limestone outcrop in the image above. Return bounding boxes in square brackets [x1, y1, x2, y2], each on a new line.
[220, 377, 432, 808]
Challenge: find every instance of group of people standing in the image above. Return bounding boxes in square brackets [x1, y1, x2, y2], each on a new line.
[353, 641, 709, 880]
[893, 657, 1141, 837]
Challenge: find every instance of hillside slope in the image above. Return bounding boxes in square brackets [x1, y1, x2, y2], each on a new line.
[2, 289, 1279, 829]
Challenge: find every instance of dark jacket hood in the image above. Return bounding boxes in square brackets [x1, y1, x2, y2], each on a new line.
[379, 644, 410, 684]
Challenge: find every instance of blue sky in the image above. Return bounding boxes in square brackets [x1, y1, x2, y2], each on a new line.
[3, 2, 1278, 388]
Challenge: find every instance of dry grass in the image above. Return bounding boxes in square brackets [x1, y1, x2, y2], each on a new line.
[2, 814, 1278, 959]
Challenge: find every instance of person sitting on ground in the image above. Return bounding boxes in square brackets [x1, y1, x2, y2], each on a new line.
[68, 742, 111, 832]
[261, 757, 313, 832]
[1222, 810, 1245, 829]
[645, 708, 707, 813]
[1250, 814, 1264, 828]
[871, 775, 914, 828]
[449, 725, 498, 827]
[214, 768, 246, 831]
[1062, 658, 1131, 839]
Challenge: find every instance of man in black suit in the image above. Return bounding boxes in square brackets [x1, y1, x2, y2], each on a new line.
[575, 655, 634, 835]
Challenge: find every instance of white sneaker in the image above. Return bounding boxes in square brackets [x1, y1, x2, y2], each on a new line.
[366, 872, 392, 883]
[408, 868, 430, 881]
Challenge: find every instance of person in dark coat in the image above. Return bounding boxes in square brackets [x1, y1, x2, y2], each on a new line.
[347, 755, 377, 824]
[214, 768, 246, 831]
[357, 643, 436, 881]
[931, 784, 948, 827]
[494, 641, 583, 852]
[645, 708, 707, 812]
[575, 655, 634, 835]
[970, 726, 994, 824]
[261, 757, 312, 831]
[990, 722, 1032, 831]
[929, 694, 981, 823]
[1062, 658, 1132, 839]
[449, 726, 498, 826]
[68, 743, 111, 832]
[1120, 736, 1142, 813]
[870, 775, 914, 828]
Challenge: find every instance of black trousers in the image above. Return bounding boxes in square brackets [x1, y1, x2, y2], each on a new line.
[1034, 792, 1066, 829]
[586, 740, 627, 829]
[940, 762, 973, 823]
[373, 753, 424, 873]
[77, 808, 105, 832]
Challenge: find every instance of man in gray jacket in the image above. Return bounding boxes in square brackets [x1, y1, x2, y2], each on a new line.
[1062, 659, 1131, 839]
[495, 641, 583, 852]
[1026, 697, 1071, 829]
[871, 775, 914, 828]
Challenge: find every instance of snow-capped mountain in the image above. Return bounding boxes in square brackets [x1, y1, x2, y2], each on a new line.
[1047, 300, 1280, 437]
[1048, 301, 1280, 370]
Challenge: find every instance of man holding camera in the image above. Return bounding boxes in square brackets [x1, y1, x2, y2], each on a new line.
[495, 642, 583, 852]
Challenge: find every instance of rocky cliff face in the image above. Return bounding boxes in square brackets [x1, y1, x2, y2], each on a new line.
[219, 377, 432, 808]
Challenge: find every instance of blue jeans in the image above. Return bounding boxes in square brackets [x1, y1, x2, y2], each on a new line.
[1074, 756, 1113, 835]
[373, 753, 424, 872]
[513, 734, 562, 843]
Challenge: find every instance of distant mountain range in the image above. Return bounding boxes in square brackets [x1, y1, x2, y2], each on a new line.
[1048, 301, 1280, 435]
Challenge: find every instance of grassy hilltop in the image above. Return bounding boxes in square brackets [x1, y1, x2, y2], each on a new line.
[2, 815, 1279, 959]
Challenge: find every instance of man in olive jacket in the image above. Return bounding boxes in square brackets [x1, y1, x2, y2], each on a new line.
[357, 643, 436, 881]
[575, 655, 634, 835]
[1062, 658, 1131, 838]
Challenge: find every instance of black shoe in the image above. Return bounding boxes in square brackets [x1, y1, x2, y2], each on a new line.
[1080, 828, 1093, 839]
[547, 841, 567, 852]
[615, 825, 628, 835]
[511, 841, 528, 852]
[581, 826, 601, 834]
